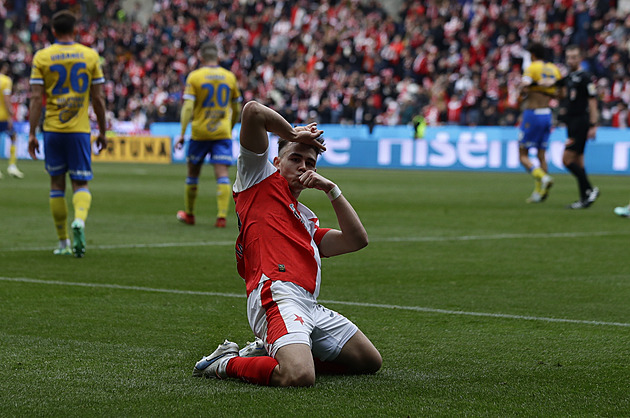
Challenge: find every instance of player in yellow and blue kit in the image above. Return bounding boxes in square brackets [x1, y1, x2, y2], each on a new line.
[519, 43, 561, 203]
[176, 42, 242, 228]
[27, 10, 107, 257]
[0, 63, 24, 179]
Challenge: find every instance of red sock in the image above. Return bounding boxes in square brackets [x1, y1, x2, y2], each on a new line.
[226, 356, 278, 385]
[313, 357, 351, 375]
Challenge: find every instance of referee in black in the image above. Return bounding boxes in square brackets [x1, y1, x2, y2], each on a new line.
[559, 45, 600, 209]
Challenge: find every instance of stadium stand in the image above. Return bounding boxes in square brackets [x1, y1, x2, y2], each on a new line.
[1, 0, 629, 130]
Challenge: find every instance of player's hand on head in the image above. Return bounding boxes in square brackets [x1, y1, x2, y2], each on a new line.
[294, 122, 318, 133]
[294, 124, 325, 152]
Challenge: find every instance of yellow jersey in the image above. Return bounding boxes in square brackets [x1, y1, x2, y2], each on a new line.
[0, 73, 12, 122]
[183, 65, 241, 140]
[30, 42, 105, 133]
[523, 60, 561, 96]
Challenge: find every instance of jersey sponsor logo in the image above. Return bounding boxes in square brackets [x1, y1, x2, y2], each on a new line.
[59, 108, 79, 123]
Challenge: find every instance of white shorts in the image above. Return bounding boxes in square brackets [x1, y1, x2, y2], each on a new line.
[246, 277, 358, 361]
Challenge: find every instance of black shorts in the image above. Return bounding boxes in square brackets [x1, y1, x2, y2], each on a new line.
[565, 116, 590, 155]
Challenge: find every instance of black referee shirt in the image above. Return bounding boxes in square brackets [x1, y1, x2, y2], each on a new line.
[560, 69, 597, 117]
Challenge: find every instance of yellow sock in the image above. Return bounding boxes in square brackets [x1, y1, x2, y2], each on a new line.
[185, 177, 199, 215]
[216, 182, 231, 219]
[534, 179, 542, 194]
[9, 144, 17, 166]
[72, 188, 92, 223]
[531, 167, 545, 181]
[50, 191, 68, 240]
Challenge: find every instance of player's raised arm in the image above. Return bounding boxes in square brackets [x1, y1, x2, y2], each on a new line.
[239, 101, 324, 154]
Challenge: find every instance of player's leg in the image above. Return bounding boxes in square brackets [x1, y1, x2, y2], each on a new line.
[213, 162, 230, 228]
[519, 111, 544, 203]
[218, 341, 315, 387]
[209, 139, 233, 228]
[518, 146, 534, 172]
[563, 118, 594, 205]
[0, 124, 6, 178]
[67, 133, 94, 257]
[69, 179, 90, 257]
[44, 132, 71, 254]
[49, 174, 71, 255]
[267, 343, 315, 386]
[177, 140, 206, 225]
[194, 280, 316, 386]
[563, 148, 592, 201]
[520, 146, 543, 203]
[310, 303, 381, 375]
[7, 130, 24, 178]
[536, 148, 553, 200]
[328, 329, 382, 374]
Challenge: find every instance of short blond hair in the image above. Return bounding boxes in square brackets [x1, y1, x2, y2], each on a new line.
[200, 43, 218, 61]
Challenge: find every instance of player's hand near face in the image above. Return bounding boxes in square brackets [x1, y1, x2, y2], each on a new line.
[299, 170, 335, 193]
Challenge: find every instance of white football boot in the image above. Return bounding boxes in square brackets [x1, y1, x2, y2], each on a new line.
[239, 337, 267, 357]
[192, 340, 239, 378]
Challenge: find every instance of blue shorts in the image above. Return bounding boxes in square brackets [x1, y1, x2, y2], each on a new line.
[186, 139, 233, 166]
[0, 121, 15, 135]
[43, 132, 93, 181]
[518, 109, 552, 150]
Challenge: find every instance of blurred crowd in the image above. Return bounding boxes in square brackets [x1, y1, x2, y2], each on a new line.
[2, 0, 630, 132]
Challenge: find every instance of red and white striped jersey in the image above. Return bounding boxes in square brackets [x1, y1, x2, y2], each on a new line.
[233, 145, 330, 298]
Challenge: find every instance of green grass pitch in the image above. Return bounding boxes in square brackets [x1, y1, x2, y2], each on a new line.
[1, 160, 629, 416]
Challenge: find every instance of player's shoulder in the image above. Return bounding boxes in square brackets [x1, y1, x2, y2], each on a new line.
[76, 43, 100, 57]
[186, 67, 205, 81]
[32, 44, 52, 61]
[526, 60, 543, 72]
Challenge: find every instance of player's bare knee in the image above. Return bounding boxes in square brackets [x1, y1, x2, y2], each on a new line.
[364, 350, 382, 374]
[353, 349, 382, 374]
[276, 368, 315, 387]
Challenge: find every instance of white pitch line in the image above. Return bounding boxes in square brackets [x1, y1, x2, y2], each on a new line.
[1, 276, 628, 328]
[2, 241, 235, 252]
[377, 230, 628, 242]
[3, 230, 628, 253]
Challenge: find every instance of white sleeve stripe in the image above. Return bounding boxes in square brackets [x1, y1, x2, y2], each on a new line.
[30, 79, 44, 85]
[183, 94, 195, 101]
[92, 78, 105, 84]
